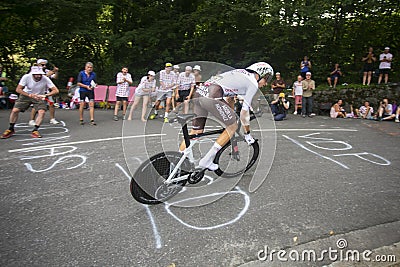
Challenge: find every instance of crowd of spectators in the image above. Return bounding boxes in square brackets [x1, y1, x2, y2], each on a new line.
[0, 45, 398, 139]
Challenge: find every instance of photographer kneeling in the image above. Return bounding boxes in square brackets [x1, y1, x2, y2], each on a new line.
[271, 92, 290, 121]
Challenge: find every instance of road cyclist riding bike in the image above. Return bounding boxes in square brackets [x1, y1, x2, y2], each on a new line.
[130, 62, 274, 204]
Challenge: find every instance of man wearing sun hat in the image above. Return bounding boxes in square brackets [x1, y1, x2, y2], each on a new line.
[378, 47, 393, 84]
[29, 58, 60, 126]
[1, 65, 59, 139]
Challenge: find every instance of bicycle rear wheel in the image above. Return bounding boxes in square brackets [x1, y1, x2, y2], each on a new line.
[213, 138, 259, 178]
[130, 151, 192, 205]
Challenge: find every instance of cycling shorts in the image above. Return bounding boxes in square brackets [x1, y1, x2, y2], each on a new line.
[192, 84, 237, 130]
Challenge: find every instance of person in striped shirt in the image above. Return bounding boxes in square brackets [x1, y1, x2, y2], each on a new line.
[174, 66, 195, 114]
[127, 71, 156, 122]
[113, 67, 133, 121]
[149, 62, 176, 123]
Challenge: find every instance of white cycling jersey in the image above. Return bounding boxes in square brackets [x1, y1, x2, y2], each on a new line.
[204, 69, 258, 111]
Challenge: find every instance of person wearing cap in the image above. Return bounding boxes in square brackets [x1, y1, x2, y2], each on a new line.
[1, 65, 59, 139]
[77, 62, 97, 125]
[270, 92, 290, 121]
[149, 63, 176, 122]
[193, 65, 202, 86]
[29, 59, 60, 125]
[127, 70, 156, 122]
[271, 72, 286, 100]
[174, 66, 195, 114]
[378, 47, 393, 84]
[179, 62, 274, 172]
[301, 71, 315, 117]
[113, 67, 133, 121]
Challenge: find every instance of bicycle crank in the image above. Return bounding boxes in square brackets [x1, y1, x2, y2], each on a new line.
[188, 168, 206, 184]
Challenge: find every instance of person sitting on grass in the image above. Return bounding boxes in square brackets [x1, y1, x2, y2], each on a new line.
[327, 63, 342, 89]
[330, 99, 346, 118]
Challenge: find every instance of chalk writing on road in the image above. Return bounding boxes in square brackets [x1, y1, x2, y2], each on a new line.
[284, 133, 391, 169]
[12, 122, 87, 173]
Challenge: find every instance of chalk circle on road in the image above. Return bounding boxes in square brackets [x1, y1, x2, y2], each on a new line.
[122, 61, 277, 207]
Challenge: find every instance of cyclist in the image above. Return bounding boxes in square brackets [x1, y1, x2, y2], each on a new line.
[180, 62, 274, 171]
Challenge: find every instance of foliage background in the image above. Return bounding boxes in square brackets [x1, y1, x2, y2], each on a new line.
[0, 0, 398, 91]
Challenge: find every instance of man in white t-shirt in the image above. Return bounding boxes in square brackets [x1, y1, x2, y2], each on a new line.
[1, 66, 59, 139]
[113, 67, 133, 121]
[29, 58, 60, 125]
[378, 47, 393, 84]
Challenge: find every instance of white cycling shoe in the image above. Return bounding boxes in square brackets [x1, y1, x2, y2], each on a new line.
[198, 157, 219, 171]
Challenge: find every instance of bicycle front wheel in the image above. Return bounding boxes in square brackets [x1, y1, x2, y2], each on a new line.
[214, 138, 259, 178]
[130, 151, 191, 205]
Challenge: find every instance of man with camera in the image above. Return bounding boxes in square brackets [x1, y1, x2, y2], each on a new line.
[271, 92, 290, 121]
[377, 98, 395, 121]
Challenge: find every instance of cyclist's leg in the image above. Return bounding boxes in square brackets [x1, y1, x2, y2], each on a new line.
[197, 85, 238, 170]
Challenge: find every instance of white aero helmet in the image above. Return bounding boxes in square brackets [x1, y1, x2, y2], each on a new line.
[246, 62, 274, 82]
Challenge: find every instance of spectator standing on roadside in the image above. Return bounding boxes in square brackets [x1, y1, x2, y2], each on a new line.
[1, 66, 59, 139]
[193, 65, 203, 86]
[271, 72, 286, 100]
[77, 62, 97, 125]
[113, 67, 133, 121]
[175, 66, 195, 114]
[378, 47, 393, 84]
[127, 71, 156, 122]
[301, 72, 315, 118]
[362, 47, 377, 86]
[300, 56, 312, 79]
[149, 63, 176, 123]
[292, 75, 303, 115]
[29, 59, 60, 125]
[171, 65, 180, 110]
[0, 64, 9, 109]
[327, 63, 342, 89]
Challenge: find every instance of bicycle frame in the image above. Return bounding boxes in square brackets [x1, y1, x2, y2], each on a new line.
[163, 113, 249, 185]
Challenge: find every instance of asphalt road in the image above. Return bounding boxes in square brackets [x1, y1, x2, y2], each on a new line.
[0, 107, 399, 267]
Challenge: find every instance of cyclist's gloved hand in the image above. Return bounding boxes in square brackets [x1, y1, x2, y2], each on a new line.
[244, 133, 255, 145]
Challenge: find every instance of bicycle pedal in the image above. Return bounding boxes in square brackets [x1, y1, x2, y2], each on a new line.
[188, 168, 205, 184]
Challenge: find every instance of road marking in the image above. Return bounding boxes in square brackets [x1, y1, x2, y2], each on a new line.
[143, 205, 163, 249]
[164, 186, 250, 230]
[115, 163, 162, 249]
[255, 128, 358, 132]
[8, 133, 166, 153]
[283, 135, 349, 169]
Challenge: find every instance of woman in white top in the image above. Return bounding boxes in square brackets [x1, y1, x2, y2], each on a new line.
[127, 71, 156, 122]
[292, 75, 303, 114]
